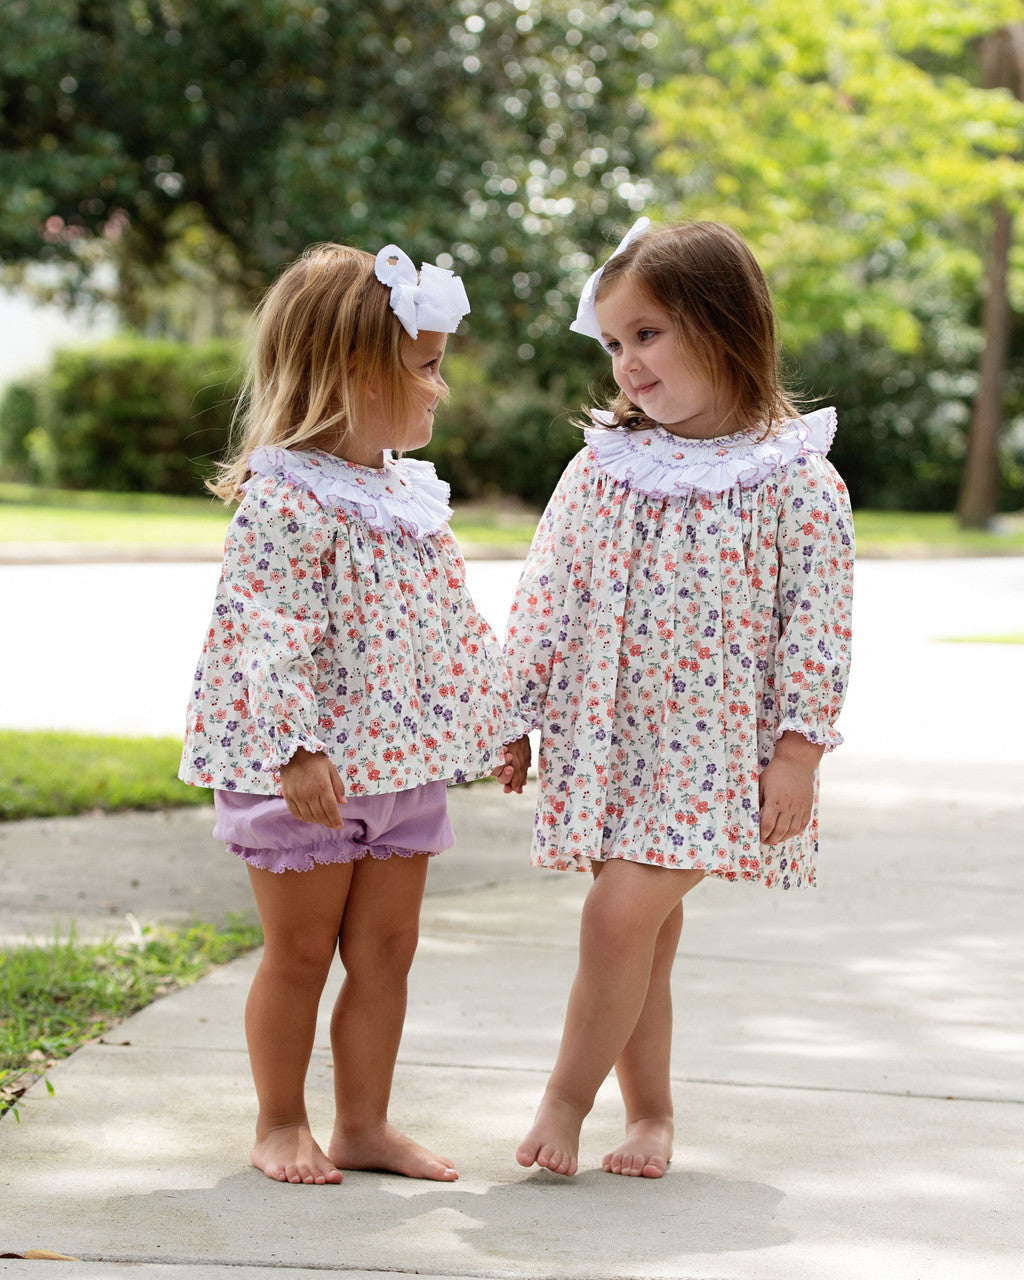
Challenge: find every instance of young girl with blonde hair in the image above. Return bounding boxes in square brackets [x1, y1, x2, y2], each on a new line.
[181, 241, 529, 1185]
[505, 217, 854, 1178]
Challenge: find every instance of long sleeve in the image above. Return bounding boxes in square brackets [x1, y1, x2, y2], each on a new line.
[179, 477, 336, 791]
[504, 449, 593, 727]
[224, 483, 335, 775]
[181, 454, 530, 796]
[772, 453, 855, 750]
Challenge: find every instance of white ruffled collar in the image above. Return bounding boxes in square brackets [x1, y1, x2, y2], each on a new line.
[246, 447, 453, 539]
[585, 407, 837, 498]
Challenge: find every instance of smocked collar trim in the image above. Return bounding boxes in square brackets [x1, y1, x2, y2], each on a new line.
[585, 406, 837, 499]
[246, 446, 453, 539]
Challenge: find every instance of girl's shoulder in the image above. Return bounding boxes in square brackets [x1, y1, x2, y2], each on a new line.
[583, 407, 838, 500]
[243, 446, 453, 539]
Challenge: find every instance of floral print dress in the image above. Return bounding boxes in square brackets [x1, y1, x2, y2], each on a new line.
[180, 447, 530, 797]
[504, 408, 854, 889]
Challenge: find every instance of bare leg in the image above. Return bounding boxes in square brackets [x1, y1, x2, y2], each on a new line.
[603, 895, 684, 1177]
[245, 861, 354, 1184]
[516, 860, 703, 1176]
[327, 852, 458, 1181]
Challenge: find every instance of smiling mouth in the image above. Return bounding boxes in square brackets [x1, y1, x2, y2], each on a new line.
[633, 381, 658, 396]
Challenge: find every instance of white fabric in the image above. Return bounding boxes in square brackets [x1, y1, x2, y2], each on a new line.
[374, 245, 471, 339]
[570, 216, 651, 343]
[584, 407, 838, 498]
[246, 446, 453, 538]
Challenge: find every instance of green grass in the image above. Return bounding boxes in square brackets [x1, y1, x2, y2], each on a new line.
[0, 482, 231, 546]
[0, 481, 540, 547]
[0, 729, 209, 821]
[939, 632, 1024, 645]
[851, 509, 1024, 555]
[0, 918, 262, 1119]
[3, 482, 1024, 555]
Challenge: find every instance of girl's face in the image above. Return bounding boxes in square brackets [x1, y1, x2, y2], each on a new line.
[397, 329, 449, 452]
[595, 278, 730, 439]
[342, 330, 448, 467]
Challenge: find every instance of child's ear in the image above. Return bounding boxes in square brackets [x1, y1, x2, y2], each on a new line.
[347, 354, 378, 403]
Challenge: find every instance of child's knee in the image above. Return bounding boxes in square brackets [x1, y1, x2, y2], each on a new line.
[341, 924, 420, 979]
[262, 932, 338, 986]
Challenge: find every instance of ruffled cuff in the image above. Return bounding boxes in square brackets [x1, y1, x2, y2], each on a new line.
[773, 718, 844, 754]
[247, 447, 453, 539]
[586, 407, 837, 499]
[265, 729, 332, 785]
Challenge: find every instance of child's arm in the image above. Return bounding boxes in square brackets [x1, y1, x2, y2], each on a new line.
[280, 746, 348, 828]
[225, 481, 335, 784]
[758, 730, 824, 844]
[772, 453, 855, 753]
[503, 450, 592, 722]
[762, 453, 854, 843]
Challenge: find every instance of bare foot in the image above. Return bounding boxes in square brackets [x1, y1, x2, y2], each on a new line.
[250, 1123, 344, 1185]
[329, 1123, 458, 1181]
[515, 1095, 585, 1177]
[602, 1117, 674, 1178]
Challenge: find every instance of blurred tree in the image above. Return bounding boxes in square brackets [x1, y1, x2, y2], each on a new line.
[644, 0, 1024, 514]
[647, 0, 1024, 352]
[0, 0, 657, 383]
[958, 22, 1024, 527]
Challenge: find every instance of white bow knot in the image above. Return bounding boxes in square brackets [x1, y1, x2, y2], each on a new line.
[569, 216, 651, 344]
[374, 245, 471, 339]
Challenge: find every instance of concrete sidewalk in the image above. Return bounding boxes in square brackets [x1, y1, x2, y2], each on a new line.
[1, 756, 1022, 1280]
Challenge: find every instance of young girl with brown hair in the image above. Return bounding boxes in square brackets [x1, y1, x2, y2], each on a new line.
[504, 218, 854, 1178]
[181, 241, 529, 1185]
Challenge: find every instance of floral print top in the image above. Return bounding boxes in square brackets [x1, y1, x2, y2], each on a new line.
[180, 447, 531, 797]
[504, 407, 854, 889]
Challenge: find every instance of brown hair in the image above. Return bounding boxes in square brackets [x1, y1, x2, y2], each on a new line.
[208, 243, 437, 501]
[591, 220, 799, 435]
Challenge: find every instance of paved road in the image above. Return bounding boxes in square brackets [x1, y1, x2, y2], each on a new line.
[2, 557, 1023, 768]
[1, 556, 1022, 1279]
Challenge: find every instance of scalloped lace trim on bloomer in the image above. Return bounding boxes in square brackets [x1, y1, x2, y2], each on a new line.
[585, 406, 838, 499]
[227, 841, 440, 873]
[246, 446, 453, 539]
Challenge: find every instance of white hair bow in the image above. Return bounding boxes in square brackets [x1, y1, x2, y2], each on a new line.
[569, 216, 651, 344]
[374, 245, 471, 339]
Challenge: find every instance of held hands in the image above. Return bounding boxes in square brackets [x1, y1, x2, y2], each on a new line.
[758, 731, 825, 845]
[493, 734, 532, 794]
[280, 747, 347, 828]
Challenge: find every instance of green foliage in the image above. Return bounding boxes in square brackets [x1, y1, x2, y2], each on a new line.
[426, 351, 587, 503]
[16, 337, 243, 494]
[6, 2, 1024, 511]
[0, 0, 655, 384]
[0, 919, 262, 1118]
[0, 730, 210, 821]
[0, 379, 42, 479]
[793, 327, 977, 512]
[648, 0, 1024, 354]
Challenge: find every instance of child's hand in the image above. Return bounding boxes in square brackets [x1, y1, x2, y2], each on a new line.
[493, 734, 532, 794]
[758, 731, 825, 845]
[280, 747, 347, 828]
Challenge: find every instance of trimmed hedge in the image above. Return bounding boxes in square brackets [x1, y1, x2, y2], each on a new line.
[1, 337, 243, 496]
[10, 329, 1018, 513]
[0, 337, 586, 504]
[423, 351, 585, 504]
[0, 380, 39, 480]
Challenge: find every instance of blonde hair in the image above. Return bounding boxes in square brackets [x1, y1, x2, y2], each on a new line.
[591, 220, 799, 436]
[209, 243, 436, 500]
